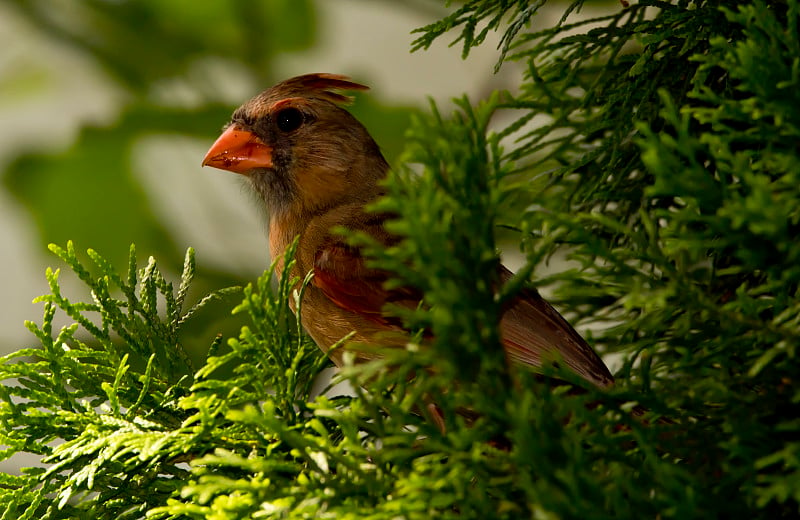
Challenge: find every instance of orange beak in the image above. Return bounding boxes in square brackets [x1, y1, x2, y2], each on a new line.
[202, 124, 273, 175]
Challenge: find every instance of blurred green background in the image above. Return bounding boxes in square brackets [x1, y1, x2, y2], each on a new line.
[0, 0, 522, 359]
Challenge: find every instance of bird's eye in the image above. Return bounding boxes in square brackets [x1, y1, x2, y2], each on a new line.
[275, 107, 304, 132]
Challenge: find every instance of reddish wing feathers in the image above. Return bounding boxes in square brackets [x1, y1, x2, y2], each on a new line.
[313, 241, 420, 330]
[313, 242, 390, 321]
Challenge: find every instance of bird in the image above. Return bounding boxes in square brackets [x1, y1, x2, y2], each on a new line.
[202, 73, 614, 389]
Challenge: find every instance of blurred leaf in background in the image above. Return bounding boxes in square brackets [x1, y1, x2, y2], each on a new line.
[0, 0, 416, 358]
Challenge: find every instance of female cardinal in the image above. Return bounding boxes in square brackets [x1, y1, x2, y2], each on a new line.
[202, 73, 614, 389]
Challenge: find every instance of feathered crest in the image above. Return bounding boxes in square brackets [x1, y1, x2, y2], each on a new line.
[270, 73, 369, 105]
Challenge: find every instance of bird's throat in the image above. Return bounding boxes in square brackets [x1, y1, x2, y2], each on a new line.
[248, 168, 297, 217]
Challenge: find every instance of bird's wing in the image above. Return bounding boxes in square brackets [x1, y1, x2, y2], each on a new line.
[314, 241, 389, 321]
[313, 240, 421, 329]
[313, 230, 613, 388]
[499, 265, 614, 388]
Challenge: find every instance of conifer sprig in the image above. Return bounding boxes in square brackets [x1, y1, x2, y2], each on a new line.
[2, 1, 799, 517]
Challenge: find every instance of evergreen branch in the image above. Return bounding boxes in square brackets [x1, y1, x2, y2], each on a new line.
[2, 0, 799, 517]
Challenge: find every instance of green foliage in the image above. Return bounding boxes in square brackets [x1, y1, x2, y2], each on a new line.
[2, 0, 799, 518]
[0, 240, 325, 517]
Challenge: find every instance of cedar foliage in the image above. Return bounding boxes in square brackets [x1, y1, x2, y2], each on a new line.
[2, 1, 799, 518]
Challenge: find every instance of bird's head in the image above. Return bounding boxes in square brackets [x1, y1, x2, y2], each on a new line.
[203, 73, 389, 217]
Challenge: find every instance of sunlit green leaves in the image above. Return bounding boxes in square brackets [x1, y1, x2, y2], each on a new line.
[0, 242, 238, 517]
